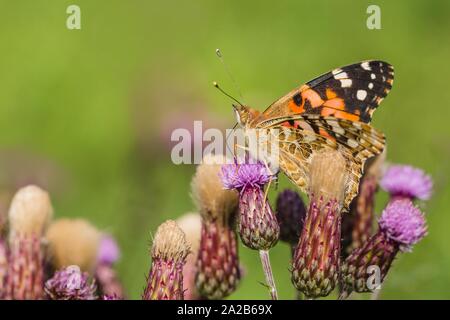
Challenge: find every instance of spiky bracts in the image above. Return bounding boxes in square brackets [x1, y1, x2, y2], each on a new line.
[143, 220, 190, 300]
[45, 265, 97, 300]
[6, 185, 53, 300]
[192, 154, 240, 300]
[340, 200, 427, 298]
[291, 150, 346, 298]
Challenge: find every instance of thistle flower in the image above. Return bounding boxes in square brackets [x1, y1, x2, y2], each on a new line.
[176, 213, 202, 300]
[192, 154, 240, 300]
[380, 164, 432, 201]
[46, 218, 101, 273]
[340, 199, 427, 298]
[221, 160, 280, 299]
[143, 220, 190, 300]
[6, 185, 53, 300]
[95, 234, 125, 299]
[291, 150, 346, 298]
[276, 189, 307, 248]
[45, 265, 97, 300]
[342, 152, 385, 255]
[221, 161, 279, 251]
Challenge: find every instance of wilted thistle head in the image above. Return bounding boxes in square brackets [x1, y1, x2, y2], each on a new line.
[8, 185, 53, 240]
[46, 218, 101, 272]
[291, 149, 347, 298]
[191, 154, 239, 225]
[380, 164, 433, 200]
[192, 154, 241, 299]
[379, 199, 427, 252]
[276, 189, 307, 246]
[45, 265, 97, 300]
[309, 150, 347, 204]
[151, 220, 190, 262]
[143, 220, 190, 300]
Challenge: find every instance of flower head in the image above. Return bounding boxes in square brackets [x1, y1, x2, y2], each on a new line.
[45, 265, 97, 300]
[379, 199, 427, 251]
[380, 165, 433, 200]
[220, 162, 273, 191]
[97, 234, 120, 265]
[143, 220, 190, 300]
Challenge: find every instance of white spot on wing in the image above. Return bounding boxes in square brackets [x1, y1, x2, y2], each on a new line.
[361, 62, 371, 71]
[334, 72, 348, 80]
[357, 90, 367, 101]
[371, 73, 376, 79]
[340, 79, 352, 88]
[368, 83, 374, 89]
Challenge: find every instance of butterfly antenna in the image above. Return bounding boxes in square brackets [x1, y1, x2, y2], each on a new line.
[213, 81, 244, 107]
[215, 48, 245, 104]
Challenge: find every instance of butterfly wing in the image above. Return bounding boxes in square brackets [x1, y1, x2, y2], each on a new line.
[259, 60, 394, 123]
[267, 115, 385, 209]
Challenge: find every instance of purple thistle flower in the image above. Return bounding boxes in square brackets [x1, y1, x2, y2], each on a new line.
[220, 162, 279, 251]
[379, 199, 427, 251]
[97, 234, 120, 265]
[340, 199, 428, 298]
[380, 165, 433, 200]
[220, 162, 273, 191]
[45, 265, 97, 300]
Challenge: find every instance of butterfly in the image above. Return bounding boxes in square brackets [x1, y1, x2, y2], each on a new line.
[232, 60, 394, 209]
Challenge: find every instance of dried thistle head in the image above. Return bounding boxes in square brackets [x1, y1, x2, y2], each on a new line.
[191, 154, 238, 225]
[8, 185, 53, 239]
[309, 150, 347, 204]
[46, 218, 101, 272]
[151, 220, 190, 262]
[143, 220, 190, 300]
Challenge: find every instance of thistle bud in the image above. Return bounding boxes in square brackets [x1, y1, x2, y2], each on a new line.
[221, 161, 279, 250]
[340, 199, 427, 298]
[380, 164, 432, 201]
[46, 218, 101, 273]
[6, 185, 53, 300]
[192, 154, 241, 299]
[276, 189, 307, 248]
[95, 234, 124, 299]
[291, 150, 346, 298]
[45, 265, 97, 300]
[143, 220, 190, 300]
[176, 213, 202, 300]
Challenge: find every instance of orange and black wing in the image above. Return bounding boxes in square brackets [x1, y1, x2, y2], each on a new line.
[260, 60, 394, 123]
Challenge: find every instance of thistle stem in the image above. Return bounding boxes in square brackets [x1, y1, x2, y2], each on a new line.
[259, 250, 278, 300]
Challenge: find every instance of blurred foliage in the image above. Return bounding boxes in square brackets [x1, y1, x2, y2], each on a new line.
[0, 0, 449, 299]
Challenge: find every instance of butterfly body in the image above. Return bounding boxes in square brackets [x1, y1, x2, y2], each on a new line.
[233, 61, 394, 209]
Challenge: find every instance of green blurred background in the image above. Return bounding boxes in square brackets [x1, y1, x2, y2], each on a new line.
[0, 0, 449, 299]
